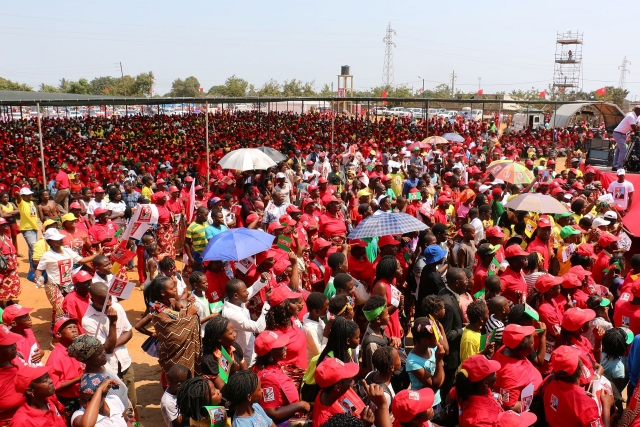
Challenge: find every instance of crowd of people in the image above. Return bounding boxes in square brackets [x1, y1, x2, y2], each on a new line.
[0, 109, 637, 427]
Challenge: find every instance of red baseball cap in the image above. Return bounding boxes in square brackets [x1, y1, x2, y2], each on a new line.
[392, 388, 435, 423]
[598, 233, 621, 247]
[562, 308, 596, 331]
[73, 269, 93, 284]
[496, 411, 537, 427]
[15, 366, 51, 394]
[255, 249, 277, 266]
[503, 324, 537, 349]
[0, 324, 22, 345]
[314, 358, 360, 388]
[269, 286, 301, 306]
[306, 160, 314, 166]
[151, 191, 167, 203]
[184, 176, 194, 182]
[561, 273, 582, 289]
[318, 177, 328, 184]
[267, 221, 285, 234]
[2, 304, 32, 324]
[575, 244, 596, 258]
[279, 214, 297, 227]
[69, 202, 82, 210]
[194, 185, 204, 191]
[155, 178, 166, 185]
[53, 317, 79, 334]
[349, 239, 368, 248]
[551, 345, 581, 375]
[460, 354, 501, 382]
[567, 265, 591, 281]
[486, 226, 505, 238]
[93, 186, 105, 193]
[246, 213, 259, 223]
[537, 215, 552, 228]
[437, 195, 451, 205]
[312, 238, 332, 252]
[551, 187, 565, 197]
[169, 186, 179, 193]
[308, 184, 319, 192]
[534, 274, 564, 293]
[286, 205, 301, 214]
[254, 330, 289, 357]
[504, 245, 529, 258]
[93, 207, 108, 217]
[378, 235, 400, 247]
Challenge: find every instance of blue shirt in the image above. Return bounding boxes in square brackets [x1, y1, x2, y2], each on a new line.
[232, 403, 272, 427]
[207, 224, 228, 239]
[402, 177, 419, 195]
[406, 349, 441, 407]
[628, 335, 640, 388]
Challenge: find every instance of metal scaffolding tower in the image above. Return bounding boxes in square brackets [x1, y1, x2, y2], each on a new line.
[382, 23, 396, 87]
[619, 56, 630, 90]
[552, 30, 583, 97]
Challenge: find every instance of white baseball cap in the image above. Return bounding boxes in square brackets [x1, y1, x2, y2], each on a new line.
[19, 188, 34, 196]
[43, 229, 65, 241]
[490, 179, 504, 185]
[275, 172, 286, 179]
[478, 185, 490, 193]
[592, 218, 611, 228]
[603, 211, 617, 220]
[617, 168, 626, 176]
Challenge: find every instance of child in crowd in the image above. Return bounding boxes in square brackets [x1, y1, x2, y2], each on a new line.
[224, 369, 273, 427]
[161, 364, 191, 427]
[585, 294, 613, 345]
[2, 304, 43, 366]
[46, 317, 84, 416]
[484, 275, 503, 300]
[176, 376, 223, 426]
[459, 299, 493, 365]
[420, 295, 450, 354]
[302, 292, 329, 364]
[190, 271, 218, 336]
[328, 294, 354, 321]
[486, 295, 510, 347]
[61, 270, 92, 326]
[406, 317, 444, 410]
[365, 346, 401, 414]
[361, 296, 392, 372]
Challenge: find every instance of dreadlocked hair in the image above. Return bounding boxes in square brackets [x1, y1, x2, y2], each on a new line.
[421, 295, 444, 317]
[318, 316, 359, 365]
[223, 369, 258, 408]
[266, 300, 293, 330]
[202, 316, 229, 355]
[454, 370, 487, 408]
[143, 275, 173, 306]
[372, 346, 397, 374]
[176, 377, 213, 421]
[322, 414, 364, 427]
[526, 288, 544, 310]
[374, 255, 398, 283]
[602, 328, 629, 360]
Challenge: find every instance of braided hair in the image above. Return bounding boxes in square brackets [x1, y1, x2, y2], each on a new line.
[374, 255, 398, 284]
[202, 316, 229, 355]
[189, 271, 206, 288]
[266, 300, 292, 330]
[143, 275, 173, 306]
[176, 377, 212, 421]
[158, 256, 176, 272]
[223, 369, 258, 407]
[602, 328, 628, 360]
[318, 316, 359, 365]
[322, 414, 364, 427]
[372, 346, 397, 374]
[421, 295, 444, 318]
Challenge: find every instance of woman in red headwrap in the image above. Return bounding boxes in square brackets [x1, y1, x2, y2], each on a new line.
[153, 192, 176, 260]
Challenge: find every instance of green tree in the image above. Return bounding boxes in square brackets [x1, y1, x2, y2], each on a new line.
[38, 83, 59, 93]
[283, 79, 307, 97]
[134, 72, 155, 97]
[66, 78, 92, 94]
[168, 76, 202, 97]
[90, 76, 119, 95]
[247, 84, 258, 97]
[318, 83, 333, 97]
[58, 78, 71, 92]
[0, 77, 33, 91]
[259, 79, 281, 97]
[426, 84, 452, 99]
[301, 80, 316, 96]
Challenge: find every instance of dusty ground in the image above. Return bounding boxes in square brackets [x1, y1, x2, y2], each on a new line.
[14, 236, 166, 425]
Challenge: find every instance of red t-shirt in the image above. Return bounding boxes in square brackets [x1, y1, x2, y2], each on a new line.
[312, 388, 364, 427]
[592, 251, 611, 285]
[318, 213, 347, 238]
[526, 237, 551, 270]
[45, 343, 85, 398]
[458, 392, 504, 427]
[256, 364, 300, 409]
[274, 320, 308, 369]
[348, 255, 376, 288]
[542, 379, 602, 427]
[55, 171, 69, 190]
[0, 362, 25, 423]
[613, 299, 640, 336]
[205, 269, 230, 303]
[472, 265, 489, 296]
[492, 346, 543, 407]
[499, 267, 527, 306]
[9, 395, 67, 427]
[15, 329, 39, 366]
[60, 229, 88, 256]
[88, 221, 118, 247]
[61, 291, 90, 325]
[308, 257, 329, 287]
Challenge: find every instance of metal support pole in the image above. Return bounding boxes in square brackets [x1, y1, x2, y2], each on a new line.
[205, 101, 210, 184]
[36, 103, 46, 188]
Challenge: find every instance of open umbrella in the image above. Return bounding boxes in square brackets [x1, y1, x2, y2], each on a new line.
[442, 133, 465, 143]
[348, 212, 428, 239]
[504, 193, 568, 214]
[256, 146, 287, 162]
[202, 228, 275, 261]
[486, 160, 535, 185]
[218, 148, 277, 171]
[407, 141, 432, 151]
[422, 136, 448, 145]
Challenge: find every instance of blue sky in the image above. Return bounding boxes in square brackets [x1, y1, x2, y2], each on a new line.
[2, 0, 639, 100]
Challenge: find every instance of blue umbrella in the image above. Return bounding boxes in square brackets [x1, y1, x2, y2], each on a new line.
[201, 228, 275, 261]
[347, 212, 428, 239]
[443, 132, 465, 142]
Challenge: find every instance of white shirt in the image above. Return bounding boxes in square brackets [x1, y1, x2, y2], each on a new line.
[106, 201, 127, 226]
[614, 111, 639, 134]
[82, 301, 133, 372]
[303, 169, 321, 185]
[87, 199, 106, 216]
[160, 390, 179, 427]
[302, 313, 327, 364]
[470, 217, 485, 244]
[36, 248, 82, 286]
[315, 160, 331, 179]
[262, 201, 290, 225]
[608, 180, 635, 210]
[72, 395, 127, 427]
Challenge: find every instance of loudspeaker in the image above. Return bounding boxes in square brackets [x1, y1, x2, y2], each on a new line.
[585, 148, 610, 166]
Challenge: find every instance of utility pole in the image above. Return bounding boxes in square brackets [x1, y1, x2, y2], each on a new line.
[478, 77, 481, 92]
[450, 70, 457, 97]
[382, 23, 396, 88]
[619, 56, 630, 90]
[120, 62, 126, 96]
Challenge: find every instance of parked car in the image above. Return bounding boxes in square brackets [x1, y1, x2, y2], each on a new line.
[405, 108, 424, 119]
[370, 107, 388, 116]
[387, 107, 411, 118]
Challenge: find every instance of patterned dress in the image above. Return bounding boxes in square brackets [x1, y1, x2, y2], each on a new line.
[0, 233, 20, 300]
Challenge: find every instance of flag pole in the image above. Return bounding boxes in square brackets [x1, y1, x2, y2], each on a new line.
[36, 103, 46, 188]
[205, 101, 210, 184]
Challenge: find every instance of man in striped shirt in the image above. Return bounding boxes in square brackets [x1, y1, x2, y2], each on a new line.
[185, 206, 211, 270]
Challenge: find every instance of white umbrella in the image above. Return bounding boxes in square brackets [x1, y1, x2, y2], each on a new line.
[255, 146, 287, 162]
[442, 133, 465, 142]
[218, 148, 277, 171]
[504, 193, 569, 214]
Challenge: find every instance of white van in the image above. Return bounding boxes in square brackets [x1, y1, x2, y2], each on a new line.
[511, 110, 545, 131]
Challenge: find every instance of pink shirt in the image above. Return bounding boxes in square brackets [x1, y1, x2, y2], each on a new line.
[55, 171, 69, 190]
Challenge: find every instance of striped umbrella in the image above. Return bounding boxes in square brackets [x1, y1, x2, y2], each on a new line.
[422, 136, 448, 145]
[442, 133, 465, 142]
[486, 160, 535, 185]
[347, 212, 428, 239]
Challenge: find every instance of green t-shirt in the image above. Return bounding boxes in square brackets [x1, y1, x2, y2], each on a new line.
[186, 222, 209, 254]
[324, 277, 336, 299]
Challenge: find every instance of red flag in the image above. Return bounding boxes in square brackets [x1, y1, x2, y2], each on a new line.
[199, 87, 204, 93]
[186, 181, 196, 223]
[104, 87, 109, 93]
[381, 90, 388, 106]
[539, 90, 546, 98]
[477, 89, 483, 95]
[110, 242, 136, 265]
[596, 87, 607, 96]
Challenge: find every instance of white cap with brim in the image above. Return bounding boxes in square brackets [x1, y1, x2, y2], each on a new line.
[44, 229, 65, 241]
[604, 211, 617, 220]
[592, 218, 611, 228]
[617, 168, 626, 176]
[19, 188, 34, 195]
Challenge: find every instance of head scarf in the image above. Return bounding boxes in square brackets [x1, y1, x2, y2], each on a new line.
[79, 373, 109, 395]
[68, 334, 101, 362]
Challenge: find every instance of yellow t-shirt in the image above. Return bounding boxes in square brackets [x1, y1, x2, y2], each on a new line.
[18, 199, 38, 231]
[32, 239, 49, 263]
[141, 186, 153, 200]
[388, 173, 404, 198]
[459, 327, 482, 368]
[556, 245, 573, 276]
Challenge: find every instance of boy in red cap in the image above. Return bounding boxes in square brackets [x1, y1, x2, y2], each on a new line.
[592, 233, 621, 284]
[392, 387, 437, 427]
[45, 317, 83, 413]
[2, 304, 43, 367]
[526, 216, 553, 270]
[500, 245, 530, 305]
[61, 270, 92, 327]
